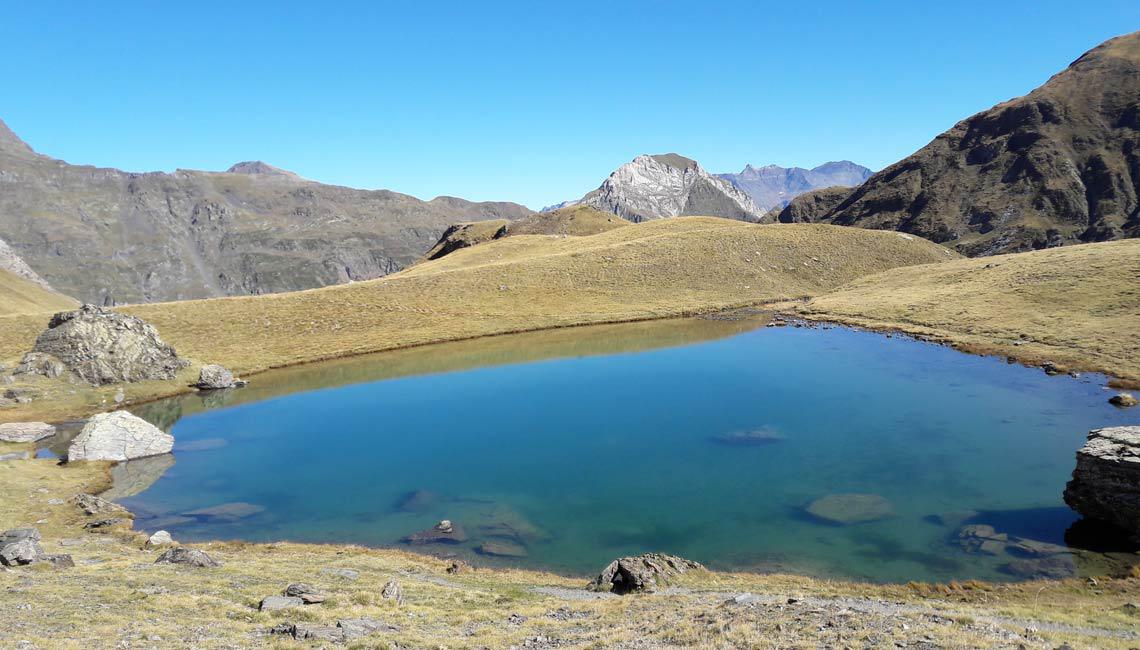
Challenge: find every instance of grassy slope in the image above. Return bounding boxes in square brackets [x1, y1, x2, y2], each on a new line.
[0, 268, 77, 317]
[0, 218, 955, 421]
[801, 238, 1140, 384]
[507, 204, 629, 236]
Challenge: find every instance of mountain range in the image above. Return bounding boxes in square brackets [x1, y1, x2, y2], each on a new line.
[717, 161, 873, 212]
[0, 120, 531, 304]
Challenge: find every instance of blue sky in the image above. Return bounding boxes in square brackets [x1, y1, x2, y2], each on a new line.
[2, 2, 1137, 209]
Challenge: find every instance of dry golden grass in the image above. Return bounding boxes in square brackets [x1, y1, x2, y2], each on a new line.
[2, 459, 1138, 649]
[0, 268, 77, 316]
[801, 238, 1140, 384]
[507, 204, 628, 236]
[0, 218, 954, 422]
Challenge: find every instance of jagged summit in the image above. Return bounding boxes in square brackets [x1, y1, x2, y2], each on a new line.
[718, 161, 873, 211]
[578, 154, 760, 223]
[226, 160, 300, 179]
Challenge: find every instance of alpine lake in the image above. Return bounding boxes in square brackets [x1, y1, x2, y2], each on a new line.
[38, 314, 1139, 583]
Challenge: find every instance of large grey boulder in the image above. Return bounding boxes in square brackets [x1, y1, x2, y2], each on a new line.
[587, 553, 705, 594]
[67, 411, 173, 462]
[0, 528, 44, 566]
[31, 304, 189, 385]
[195, 364, 245, 390]
[0, 421, 55, 443]
[1064, 426, 1140, 539]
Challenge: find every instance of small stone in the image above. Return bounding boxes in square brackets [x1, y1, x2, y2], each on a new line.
[113, 388, 125, 403]
[319, 567, 359, 581]
[259, 595, 304, 611]
[283, 583, 326, 604]
[507, 613, 528, 625]
[337, 617, 399, 638]
[1109, 393, 1138, 408]
[381, 579, 404, 605]
[446, 560, 467, 574]
[146, 530, 173, 547]
[74, 493, 128, 516]
[83, 518, 128, 531]
[154, 547, 221, 568]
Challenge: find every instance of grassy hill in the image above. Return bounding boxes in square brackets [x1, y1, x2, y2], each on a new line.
[0, 268, 77, 317]
[419, 205, 628, 261]
[0, 217, 954, 420]
[802, 238, 1140, 384]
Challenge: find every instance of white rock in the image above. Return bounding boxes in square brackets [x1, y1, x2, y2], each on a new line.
[147, 530, 173, 547]
[0, 422, 56, 443]
[67, 411, 173, 462]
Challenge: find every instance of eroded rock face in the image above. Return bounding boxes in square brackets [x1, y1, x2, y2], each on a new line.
[1064, 426, 1140, 539]
[587, 553, 705, 594]
[154, 547, 221, 567]
[32, 305, 189, 385]
[67, 411, 174, 462]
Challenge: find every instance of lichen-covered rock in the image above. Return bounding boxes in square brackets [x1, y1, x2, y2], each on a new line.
[587, 553, 705, 594]
[195, 364, 245, 390]
[74, 493, 129, 516]
[67, 411, 173, 462]
[0, 528, 44, 566]
[381, 579, 404, 605]
[31, 304, 189, 385]
[154, 546, 221, 567]
[13, 352, 65, 379]
[0, 421, 55, 443]
[283, 583, 326, 604]
[1064, 426, 1140, 539]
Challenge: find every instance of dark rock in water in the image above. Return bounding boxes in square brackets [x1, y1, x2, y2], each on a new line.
[805, 494, 894, 525]
[74, 493, 129, 517]
[587, 553, 706, 594]
[1109, 393, 1138, 408]
[477, 540, 528, 558]
[710, 427, 786, 446]
[259, 595, 304, 611]
[283, 582, 326, 604]
[0, 421, 55, 443]
[393, 489, 437, 513]
[403, 519, 468, 545]
[1000, 555, 1077, 580]
[474, 505, 550, 543]
[1063, 426, 1140, 540]
[381, 579, 404, 604]
[31, 305, 189, 385]
[195, 364, 247, 390]
[957, 524, 1010, 555]
[154, 547, 221, 568]
[183, 502, 265, 521]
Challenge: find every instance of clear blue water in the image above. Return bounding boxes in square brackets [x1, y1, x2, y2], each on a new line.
[114, 319, 1138, 582]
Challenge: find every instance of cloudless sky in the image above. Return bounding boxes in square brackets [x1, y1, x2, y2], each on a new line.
[2, 1, 1138, 209]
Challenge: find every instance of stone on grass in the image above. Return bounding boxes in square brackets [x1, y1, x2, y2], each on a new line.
[195, 364, 246, 390]
[1063, 426, 1140, 540]
[31, 304, 189, 385]
[0, 538, 44, 566]
[41, 554, 74, 569]
[74, 493, 128, 516]
[337, 617, 400, 638]
[146, 530, 173, 547]
[0, 422, 55, 443]
[283, 583, 326, 604]
[381, 579, 404, 605]
[587, 553, 705, 594]
[805, 493, 894, 525]
[83, 518, 128, 531]
[154, 547, 220, 568]
[67, 411, 173, 462]
[259, 595, 304, 611]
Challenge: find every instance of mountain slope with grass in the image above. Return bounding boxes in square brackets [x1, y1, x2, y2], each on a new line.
[0, 119, 531, 305]
[420, 205, 628, 261]
[0, 268, 78, 317]
[817, 31, 1140, 255]
[801, 238, 1140, 383]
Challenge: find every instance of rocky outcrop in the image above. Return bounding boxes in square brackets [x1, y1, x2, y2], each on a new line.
[74, 493, 129, 516]
[0, 118, 532, 304]
[402, 519, 468, 544]
[154, 547, 221, 567]
[816, 32, 1140, 255]
[0, 421, 55, 443]
[719, 162, 872, 212]
[776, 186, 856, 223]
[587, 553, 705, 594]
[67, 411, 174, 462]
[0, 528, 43, 566]
[578, 154, 761, 223]
[1064, 426, 1140, 539]
[423, 220, 509, 260]
[195, 364, 245, 390]
[0, 237, 51, 288]
[32, 305, 189, 385]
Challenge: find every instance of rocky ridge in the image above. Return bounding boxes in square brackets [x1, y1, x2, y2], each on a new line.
[577, 154, 761, 222]
[718, 161, 872, 211]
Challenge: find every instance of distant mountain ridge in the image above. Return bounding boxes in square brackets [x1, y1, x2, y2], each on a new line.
[0, 119, 532, 304]
[571, 154, 762, 222]
[717, 161, 873, 211]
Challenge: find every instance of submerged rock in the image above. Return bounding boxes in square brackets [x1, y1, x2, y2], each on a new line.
[182, 502, 265, 521]
[587, 553, 706, 594]
[392, 489, 437, 513]
[805, 493, 894, 525]
[710, 427, 786, 446]
[957, 524, 1010, 555]
[1109, 393, 1138, 408]
[0, 421, 55, 443]
[1063, 426, 1140, 540]
[403, 519, 468, 545]
[195, 364, 247, 390]
[31, 304, 189, 385]
[477, 540, 528, 558]
[154, 547, 221, 567]
[67, 411, 173, 462]
[1000, 555, 1077, 580]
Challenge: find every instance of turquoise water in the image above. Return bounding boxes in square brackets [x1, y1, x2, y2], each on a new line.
[118, 320, 1138, 582]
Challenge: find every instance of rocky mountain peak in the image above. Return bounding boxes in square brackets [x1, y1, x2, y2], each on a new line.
[718, 161, 873, 211]
[0, 118, 37, 157]
[578, 154, 760, 223]
[226, 160, 300, 179]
